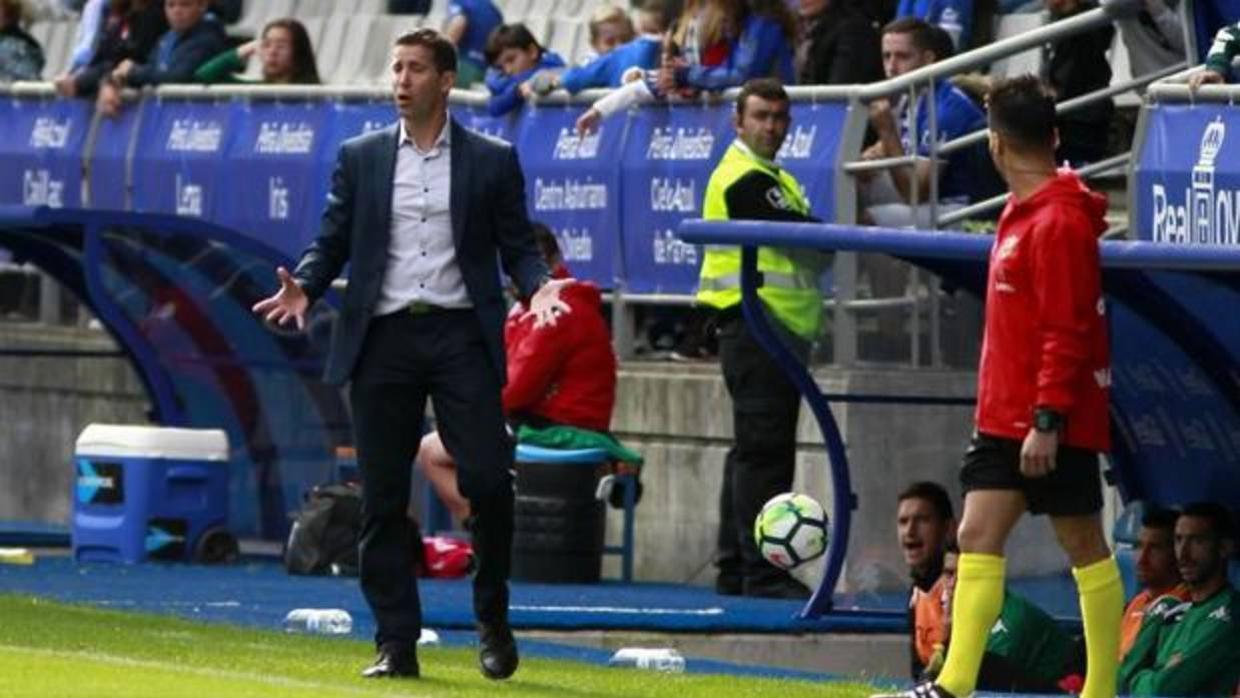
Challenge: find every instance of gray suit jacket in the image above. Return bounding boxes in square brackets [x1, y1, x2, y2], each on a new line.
[293, 119, 549, 385]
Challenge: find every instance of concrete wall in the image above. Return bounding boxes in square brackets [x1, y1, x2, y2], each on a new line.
[0, 323, 1095, 592]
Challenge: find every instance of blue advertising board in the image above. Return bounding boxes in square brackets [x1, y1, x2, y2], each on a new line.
[1134, 105, 1240, 245]
[308, 99, 395, 244]
[620, 103, 731, 294]
[777, 102, 848, 224]
[216, 100, 329, 259]
[514, 105, 622, 287]
[131, 99, 239, 219]
[0, 96, 90, 209]
[87, 100, 146, 210]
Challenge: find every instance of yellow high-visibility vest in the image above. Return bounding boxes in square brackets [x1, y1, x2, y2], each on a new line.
[695, 140, 824, 340]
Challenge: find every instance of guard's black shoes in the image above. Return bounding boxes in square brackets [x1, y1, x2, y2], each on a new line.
[361, 644, 419, 679]
[477, 621, 519, 680]
[869, 682, 958, 698]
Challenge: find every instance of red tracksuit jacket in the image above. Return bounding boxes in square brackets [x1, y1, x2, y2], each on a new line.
[502, 273, 616, 432]
[975, 170, 1110, 453]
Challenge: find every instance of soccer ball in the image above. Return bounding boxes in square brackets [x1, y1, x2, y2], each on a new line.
[753, 492, 829, 570]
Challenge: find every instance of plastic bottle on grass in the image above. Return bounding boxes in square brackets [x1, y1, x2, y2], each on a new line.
[283, 609, 353, 635]
[608, 648, 685, 672]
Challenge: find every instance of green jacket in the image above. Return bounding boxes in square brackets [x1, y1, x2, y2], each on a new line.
[1119, 585, 1240, 696]
[1204, 21, 1240, 79]
[193, 47, 257, 84]
[985, 591, 1072, 686]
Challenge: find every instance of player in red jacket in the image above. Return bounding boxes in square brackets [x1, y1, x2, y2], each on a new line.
[874, 76, 1122, 698]
[418, 224, 617, 520]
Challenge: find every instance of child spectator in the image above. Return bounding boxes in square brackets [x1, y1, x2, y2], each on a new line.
[484, 23, 565, 116]
[95, 0, 227, 116]
[445, 0, 503, 87]
[54, 0, 167, 98]
[0, 0, 43, 82]
[581, 4, 635, 62]
[194, 18, 320, 84]
[530, 0, 663, 95]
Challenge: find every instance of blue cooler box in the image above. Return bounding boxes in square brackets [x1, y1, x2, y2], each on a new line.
[72, 424, 230, 563]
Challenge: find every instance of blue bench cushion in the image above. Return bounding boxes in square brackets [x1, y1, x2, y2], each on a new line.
[515, 443, 610, 464]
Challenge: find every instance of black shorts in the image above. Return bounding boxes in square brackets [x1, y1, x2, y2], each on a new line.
[959, 432, 1102, 516]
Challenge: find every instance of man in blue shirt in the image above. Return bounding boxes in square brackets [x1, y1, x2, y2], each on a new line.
[446, 0, 503, 87]
[859, 17, 984, 229]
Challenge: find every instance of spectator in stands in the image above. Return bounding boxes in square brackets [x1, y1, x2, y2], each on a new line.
[582, 4, 636, 62]
[419, 223, 618, 521]
[894, 0, 973, 51]
[572, 0, 796, 131]
[1117, 0, 1186, 81]
[0, 0, 43, 82]
[858, 17, 984, 229]
[1118, 502, 1240, 696]
[1189, 19, 1240, 90]
[929, 542, 1085, 693]
[484, 23, 565, 115]
[1045, 0, 1114, 166]
[94, 0, 228, 117]
[896, 481, 956, 681]
[1120, 506, 1190, 661]
[194, 18, 320, 84]
[66, 0, 106, 73]
[795, 0, 884, 86]
[528, 0, 664, 95]
[53, 0, 167, 98]
[445, 0, 503, 87]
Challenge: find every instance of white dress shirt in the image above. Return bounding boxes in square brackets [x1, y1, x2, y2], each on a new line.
[375, 117, 471, 315]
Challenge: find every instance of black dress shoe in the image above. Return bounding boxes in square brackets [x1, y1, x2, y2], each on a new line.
[361, 644, 419, 678]
[477, 621, 519, 680]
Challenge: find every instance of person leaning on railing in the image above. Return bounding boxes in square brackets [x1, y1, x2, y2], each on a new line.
[53, 0, 166, 98]
[193, 17, 320, 85]
[1188, 19, 1240, 91]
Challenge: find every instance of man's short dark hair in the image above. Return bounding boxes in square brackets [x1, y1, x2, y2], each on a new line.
[897, 481, 954, 522]
[484, 23, 540, 66]
[736, 78, 788, 117]
[987, 75, 1057, 151]
[1142, 506, 1180, 533]
[394, 27, 457, 74]
[1180, 501, 1236, 542]
[881, 17, 940, 56]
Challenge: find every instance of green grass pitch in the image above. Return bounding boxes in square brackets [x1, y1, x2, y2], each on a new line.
[0, 594, 878, 697]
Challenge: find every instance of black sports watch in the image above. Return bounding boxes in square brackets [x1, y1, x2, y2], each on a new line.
[1033, 407, 1063, 434]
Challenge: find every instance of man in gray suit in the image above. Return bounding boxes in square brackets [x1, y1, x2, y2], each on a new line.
[253, 27, 570, 681]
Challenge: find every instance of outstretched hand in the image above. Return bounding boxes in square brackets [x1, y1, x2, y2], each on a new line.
[252, 266, 309, 330]
[523, 277, 573, 328]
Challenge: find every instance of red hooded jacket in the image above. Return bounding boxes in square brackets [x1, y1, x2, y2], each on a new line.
[502, 269, 616, 432]
[975, 171, 1110, 453]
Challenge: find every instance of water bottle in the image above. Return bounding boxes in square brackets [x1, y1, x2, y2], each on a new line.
[607, 648, 686, 672]
[282, 609, 353, 635]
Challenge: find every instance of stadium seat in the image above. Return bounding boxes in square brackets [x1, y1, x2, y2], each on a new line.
[358, 16, 420, 85]
[988, 11, 1046, 80]
[528, 0, 559, 17]
[233, 0, 296, 38]
[524, 15, 551, 47]
[41, 20, 77, 81]
[298, 16, 328, 59]
[295, 0, 333, 17]
[334, 0, 386, 14]
[315, 16, 351, 82]
[502, 0, 533, 22]
[327, 14, 380, 85]
[548, 17, 584, 66]
[1107, 30, 1141, 109]
[26, 21, 53, 76]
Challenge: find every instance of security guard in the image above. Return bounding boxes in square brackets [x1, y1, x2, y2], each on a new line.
[698, 77, 829, 599]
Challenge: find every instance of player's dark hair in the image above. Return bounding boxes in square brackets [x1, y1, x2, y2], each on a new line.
[1141, 506, 1179, 533]
[394, 27, 458, 74]
[1181, 501, 1235, 541]
[987, 75, 1057, 151]
[897, 481, 954, 522]
[737, 78, 788, 118]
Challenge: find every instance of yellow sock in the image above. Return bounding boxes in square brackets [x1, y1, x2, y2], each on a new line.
[936, 553, 1005, 697]
[1073, 556, 1123, 698]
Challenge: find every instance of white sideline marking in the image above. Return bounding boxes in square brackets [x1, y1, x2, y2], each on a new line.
[511, 604, 726, 616]
[0, 644, 430, 696]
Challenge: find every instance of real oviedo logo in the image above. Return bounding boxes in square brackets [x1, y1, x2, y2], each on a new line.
[1150, 117, 1240, 245]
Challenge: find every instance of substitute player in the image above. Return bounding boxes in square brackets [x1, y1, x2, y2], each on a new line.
[874, 75, 1121, 698]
